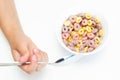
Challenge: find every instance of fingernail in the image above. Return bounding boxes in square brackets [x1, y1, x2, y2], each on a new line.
[32, 55, 37, 61]
[33, 48, 39, 54]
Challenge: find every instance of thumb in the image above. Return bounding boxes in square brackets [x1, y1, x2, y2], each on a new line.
[19, 48, 29, 63]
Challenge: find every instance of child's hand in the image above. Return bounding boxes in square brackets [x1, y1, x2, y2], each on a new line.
[10, 34, 48, 74]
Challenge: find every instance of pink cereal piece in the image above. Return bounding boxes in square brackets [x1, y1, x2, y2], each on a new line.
[72, 40, 79, 45]
[92, 40, 98, 48]
[88, 47, 94, 52]
[80, 50, 86, 53]
[69, 16, 76, 23]
[73, 34, 79, 40]
[67, 27, 73, 33]
[82, 32, 87, 37]
[92, 20, 96, 26]
[82, 37, 88, 41]
[83, 40, 89, 46]
[74, 23, 81, 30]
[94, 42, 98, 48]
[80, 44, 85, 50]
[88, 40, 95, 47]
[82, 40, 87, 44]
[81, 19, 88, 26]
[62, 26, 68, 33]
[92, 28, 98, 33]
[63, 39, 68, 45]
[87, 33, 95, 39]
[79, 13, 85, 18]
[62, 33, 70, 39]
[91, 17, 95, 21]
[96, 23, 102, 29]
[67, 45, 75, 51]
[67, 42, 74, 47]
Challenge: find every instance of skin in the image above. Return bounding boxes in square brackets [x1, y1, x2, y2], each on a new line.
[0, 0, 48, 74]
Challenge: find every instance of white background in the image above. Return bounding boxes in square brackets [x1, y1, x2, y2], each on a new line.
[0, 0, 119, 80]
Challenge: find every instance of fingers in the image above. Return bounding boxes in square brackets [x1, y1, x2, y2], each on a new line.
[12, 44, 48, 74]
[19, 44, 38, 74]
[12, 50, 20, 61]
[18, 47, 29, 63]
[26, 54, 38, 74]
[35, 49, 48, 71]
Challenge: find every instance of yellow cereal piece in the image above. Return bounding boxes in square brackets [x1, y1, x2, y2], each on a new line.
[75, 47, 80, 53]
[76, 17, 82, 23]
[71, 31, 76, 36]
[78, 40, 83, 45]
[84, 46, 88, 52]
[87, 20, 92, 26]
[95, 37, 101, 44]
[85, 13, 92, 19]
[95, 17, 100, 23]
[67, 36, 72, 42]
[82, 27, 86, 31]
[98, 29, 103, 36]
[79, 36, 82, 40]
[78, 28, 84, 35]
[64, 20, 71, 26]
[86, 26, 92, 33]
[70, 24, 74, 29]
[76, 43, 80, 47]
[90, 26, 94, 31]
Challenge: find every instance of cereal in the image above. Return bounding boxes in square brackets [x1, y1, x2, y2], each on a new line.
[84, 46, 88, 52]
[70, 24, 74, 29]
[72, 40, 79, 45]
[61, 13, 104, 53]
[62, 26, 68, 33]
[67, 27, 73, 33]
[87, 20, 92, 26]
[81, 19, 88, 26]
[78, 28, 84, 35]
[95, 17, 100, 23]
[92, 28, 98, 33]
[76, 17, 82, 23]
[73, 33, 79, 40]
[75, 47, 80, 53]
[76, 43, 81, 47]
[87, 33, 95, 39]
[64, 20, 71, 26]
[85, 13, 92, 19]
[88, 47, 94, 52]
[67, 36, 72, 42]
[69, 15, 77, 23]
[88, 40, 95, 47]
[86, 26, 92, 33]
[74, 23, 81, 31]
[98, 29, 103, 36]
[92, 21, 96, 27]
[62, 33, 70, 39]
[94, 37, 101, 44]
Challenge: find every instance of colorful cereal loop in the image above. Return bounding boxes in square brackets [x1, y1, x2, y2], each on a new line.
[76, 17, 82, 23]
[85, 13, 92, 19]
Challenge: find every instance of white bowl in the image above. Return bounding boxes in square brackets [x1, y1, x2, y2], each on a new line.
[56, 11, 108, 57]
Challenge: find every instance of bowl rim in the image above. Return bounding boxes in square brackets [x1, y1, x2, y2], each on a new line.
[56, 11, 108, 56]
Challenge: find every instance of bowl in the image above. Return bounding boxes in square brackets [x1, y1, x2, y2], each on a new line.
[57, 11, 108, 57]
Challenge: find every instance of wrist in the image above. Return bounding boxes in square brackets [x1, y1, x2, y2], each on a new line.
[1, 25, 25, 44]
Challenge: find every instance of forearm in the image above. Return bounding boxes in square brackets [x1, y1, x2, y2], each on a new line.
[0, 0, 24, 42]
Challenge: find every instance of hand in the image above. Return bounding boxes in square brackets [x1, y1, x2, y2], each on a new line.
[10, 34, 48, 74]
